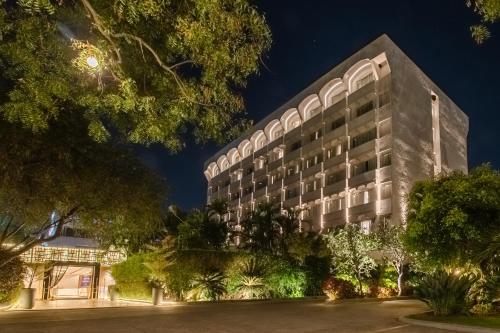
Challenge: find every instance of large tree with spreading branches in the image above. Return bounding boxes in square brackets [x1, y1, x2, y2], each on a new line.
[0, 114, 166, 268]
[0, 0, 271, 150]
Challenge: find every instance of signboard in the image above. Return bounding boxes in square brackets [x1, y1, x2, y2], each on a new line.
[78, 274, 93, 288]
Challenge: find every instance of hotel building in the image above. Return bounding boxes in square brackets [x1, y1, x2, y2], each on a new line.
[203, 35, 468, 232]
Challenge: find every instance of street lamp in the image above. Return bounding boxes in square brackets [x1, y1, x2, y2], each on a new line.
[86, 56, 99, 69]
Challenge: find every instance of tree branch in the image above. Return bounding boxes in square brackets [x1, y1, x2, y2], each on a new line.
[0, 214, 13, 245]
[0, 205, 81, 268]
[78, 0, 212, 107]
[80, 0, 122, 64]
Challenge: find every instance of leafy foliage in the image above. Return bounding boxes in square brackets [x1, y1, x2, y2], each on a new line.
[466, 0, 500, 43]
[322, 276, 357, 300]
[0, 250, 24, 304]
[0, 0, 271, 150]
[416, 270, 477, 316]
[238, 202, 302, 255]
[376, 223, 412, 296]
[231, 257, 269, 299]
[327, 225, 378, 295]
[405, 166, 500, 270]
[0, 115, 166, 266]
[111, 253, 152, 301]
[265, 256, 307, 298]
[177, 210, 228, 250]
[188, 271, 226, 301]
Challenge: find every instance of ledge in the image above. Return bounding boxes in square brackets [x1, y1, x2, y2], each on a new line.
[399, 314, 500, 333]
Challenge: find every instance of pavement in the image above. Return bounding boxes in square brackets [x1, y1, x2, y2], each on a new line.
[0, 299, 453, 333]
[23, 298, 151, 310]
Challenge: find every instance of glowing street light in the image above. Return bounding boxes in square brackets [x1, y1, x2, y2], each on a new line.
[86, 56, 99, 69]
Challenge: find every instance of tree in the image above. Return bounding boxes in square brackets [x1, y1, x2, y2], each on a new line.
[466, 0, 500, 43]
[0, 0, 271, 150]
[405, 165, 500, 271]
[326, 225, 378, 295]
[239, 202, 280, 253]
[177, 208, 229, 250]
[238, 202, 300, 254]
[376, 223, 412, 296]
[0, 115, 166, 267]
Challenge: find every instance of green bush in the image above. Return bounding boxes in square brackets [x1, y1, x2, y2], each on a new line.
[0, 251, 24, 304]
[416, 270, 477, 316]
[167, 250, 237, 300]
[227, 255, 269, 299]
[468, 275, 500, 315]
[303, 255, 331, 296]
[368, 266, 398, 298]
[111, 253, 152, 301]
[322, 276, 357, 300]
[188, 271, 226, 301]
[265, 256, 307, 298]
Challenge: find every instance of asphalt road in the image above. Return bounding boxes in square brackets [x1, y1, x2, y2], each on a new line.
[0, 299, 451, 333]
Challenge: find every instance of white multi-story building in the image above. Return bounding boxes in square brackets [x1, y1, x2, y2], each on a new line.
[203, 34, 468, 232]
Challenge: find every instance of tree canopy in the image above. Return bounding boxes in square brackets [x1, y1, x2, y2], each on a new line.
[405, 165, 500, 270]
[466, 0, 500, 43]
[0, 114, 166, 266]
[0, 0, 271, 151]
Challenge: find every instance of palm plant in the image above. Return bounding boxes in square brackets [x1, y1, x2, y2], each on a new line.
[206, 199, 231, 223]
[416, 270, 477, 315]
[236, 276, 268, 299]
[188, 271, 226, 301]
[239, 202, 282, 253]
[234, 257, 269, 299]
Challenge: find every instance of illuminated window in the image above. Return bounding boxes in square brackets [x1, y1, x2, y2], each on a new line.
[310, 129, 323, 142]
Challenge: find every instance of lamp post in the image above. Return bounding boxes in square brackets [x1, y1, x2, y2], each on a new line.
[86, 56, 99, 69]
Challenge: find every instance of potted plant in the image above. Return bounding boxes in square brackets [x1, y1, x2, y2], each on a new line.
[108, 285, 118, 301]
[19, 264, 41, 309]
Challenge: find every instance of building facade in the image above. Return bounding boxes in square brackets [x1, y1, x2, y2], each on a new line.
[203, 35, 468, 232]
[20, 223, 124, 301]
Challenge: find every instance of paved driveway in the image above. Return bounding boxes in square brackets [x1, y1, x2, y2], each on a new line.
[0, 299, 449, 333]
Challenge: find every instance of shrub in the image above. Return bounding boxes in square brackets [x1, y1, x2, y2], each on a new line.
[322, 276, 357, 300]
[230, 256, 269, 299]
[416, 270, 477, 316]
[188, 271, 226, 301]
[468, 275, 500, 315]
[0, 251, 24, 304]
[303, 255, 331, 296]
[111, 253, 151, 301]
[368, 284, 398, 298]
[167, 250, 236, 300]
[265, 257, 307, 298]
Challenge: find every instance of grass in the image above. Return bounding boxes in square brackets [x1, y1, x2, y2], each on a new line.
[409, 313, 500, 329]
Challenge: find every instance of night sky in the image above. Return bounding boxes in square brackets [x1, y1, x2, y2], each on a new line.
[135, 0, 500, 210]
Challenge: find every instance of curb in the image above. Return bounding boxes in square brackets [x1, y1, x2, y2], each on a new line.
[399, 315, 500, 333]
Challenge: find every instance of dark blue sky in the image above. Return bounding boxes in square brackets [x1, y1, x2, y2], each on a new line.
[136, 0, 500, 210]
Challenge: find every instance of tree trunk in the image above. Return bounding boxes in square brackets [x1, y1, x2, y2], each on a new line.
[357, 273, 363, 296]
[397, 269, 404, 297]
